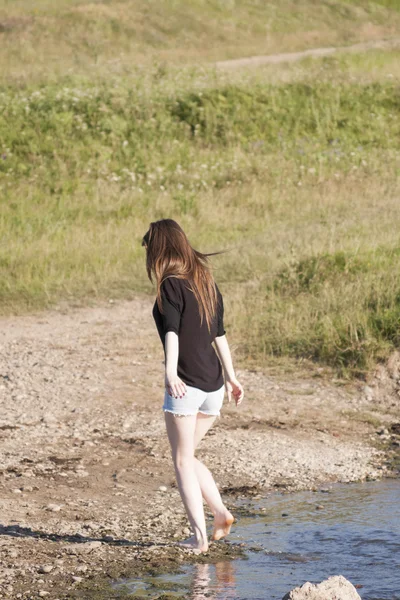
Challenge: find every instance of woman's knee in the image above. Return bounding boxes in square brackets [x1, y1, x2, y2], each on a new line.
[173, 453, 195, 472]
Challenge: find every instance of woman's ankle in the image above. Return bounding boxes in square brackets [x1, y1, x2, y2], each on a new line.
[213, 506, 232, 518]
[194, 530, 208, 548]
[179, 533, 209, 552]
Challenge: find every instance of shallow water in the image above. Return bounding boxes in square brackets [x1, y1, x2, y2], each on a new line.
[113, 479, 400, 599]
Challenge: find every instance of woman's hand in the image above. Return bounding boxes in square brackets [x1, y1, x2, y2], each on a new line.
[165, 372, 187, 399]
[225, 378, 244, 406]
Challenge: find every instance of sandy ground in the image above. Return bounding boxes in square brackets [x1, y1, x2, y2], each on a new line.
[0, 295, 399, 599]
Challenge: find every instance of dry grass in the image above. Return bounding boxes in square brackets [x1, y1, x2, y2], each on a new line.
[0, 0, 400, 83]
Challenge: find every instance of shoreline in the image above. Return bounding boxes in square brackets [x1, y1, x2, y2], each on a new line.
[0, 297, 399, 598]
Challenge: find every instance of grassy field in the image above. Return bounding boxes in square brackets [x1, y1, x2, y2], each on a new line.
[1, 0, 400, 83]
[1, 0, 400, 377]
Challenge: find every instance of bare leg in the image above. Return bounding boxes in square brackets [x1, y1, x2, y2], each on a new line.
[194, 414, 234, 541]
[164, 412, 208, 553]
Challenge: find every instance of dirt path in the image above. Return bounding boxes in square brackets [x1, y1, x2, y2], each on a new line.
[215, 37, 400, 69]
[0, 296, 399, 598]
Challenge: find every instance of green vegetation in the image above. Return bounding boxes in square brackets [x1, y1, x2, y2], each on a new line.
[1, 0, 400, 376]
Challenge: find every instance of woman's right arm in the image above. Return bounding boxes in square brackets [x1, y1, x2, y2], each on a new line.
[160, 278, 186, 399]
[165, 331, 187, 399]
[214, 334, 244, 406]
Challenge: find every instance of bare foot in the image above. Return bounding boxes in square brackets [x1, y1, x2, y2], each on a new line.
[211, 511, 234, 541]
[176, 535, 209, 554]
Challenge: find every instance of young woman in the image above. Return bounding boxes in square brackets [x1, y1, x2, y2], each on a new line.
[142, 219, 244, 554]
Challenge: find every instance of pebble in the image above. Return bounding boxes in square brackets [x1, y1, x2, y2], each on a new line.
[38, 565, 53, 574]
[76, 470, 89, 477]
[46, 504, 63, 512]
[76, 565, 88, 573]
[158, 486, 168, 493]
[42, 413, 58, 424]
[316, 505, 324, 510]
[64, 541, 103, 555]
[86, 541, 103, 549]
[363, 385, 374, 400]
[72, 576, 83, 583]
[376, 427, 389, 436]
[39, 592, 50, 597]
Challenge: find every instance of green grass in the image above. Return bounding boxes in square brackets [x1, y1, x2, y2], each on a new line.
[1, 1, 400, 377]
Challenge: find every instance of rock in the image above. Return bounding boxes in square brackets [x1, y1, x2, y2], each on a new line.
[41, 412, 58, 424]
[363, 385, 374, 400]
[158, 485, 168, 492]
[76, 565, 88, 573]
[45, 503, 63, 512]
[72, 575, 83, 583]
[282, 575, 362, 600]
[376, 427, 389, 436]
[76, 470, 89, 477]
[39, 592, 50, 598]
[64, 541, 103, 555]
[38, 565, 53, 574]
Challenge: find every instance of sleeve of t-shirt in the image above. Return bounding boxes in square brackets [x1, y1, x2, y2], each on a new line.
[159, 277, 183, 336]
[216, 284, 226, 337]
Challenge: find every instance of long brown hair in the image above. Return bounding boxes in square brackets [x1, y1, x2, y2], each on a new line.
[142, 219, 219, 331]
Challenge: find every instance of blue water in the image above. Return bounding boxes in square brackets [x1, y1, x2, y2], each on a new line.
[113, 479, 400, 599]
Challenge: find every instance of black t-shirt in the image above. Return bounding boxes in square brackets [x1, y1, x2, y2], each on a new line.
[152, 277, 226, 392]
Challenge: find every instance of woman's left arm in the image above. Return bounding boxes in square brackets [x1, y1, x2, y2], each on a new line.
[214, 284, 244, 406]
[214, 334, 244, 406]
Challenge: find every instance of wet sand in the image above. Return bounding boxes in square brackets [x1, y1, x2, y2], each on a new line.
[0, 296, 399, 598]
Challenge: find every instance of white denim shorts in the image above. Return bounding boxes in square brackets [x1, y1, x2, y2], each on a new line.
[163, 384, 225, 417]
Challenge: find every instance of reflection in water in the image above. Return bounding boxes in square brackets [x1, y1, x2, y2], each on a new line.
[190, 564, 211, 600]
[190, 562, 236, 600]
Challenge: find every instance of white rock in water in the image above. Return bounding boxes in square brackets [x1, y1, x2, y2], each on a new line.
[282, 575, 362, 600]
